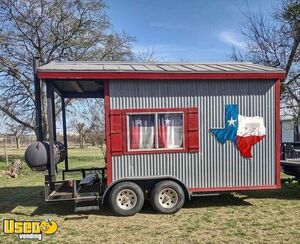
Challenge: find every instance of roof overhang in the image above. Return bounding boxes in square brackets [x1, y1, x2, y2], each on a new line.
[47, 79, 104, 98]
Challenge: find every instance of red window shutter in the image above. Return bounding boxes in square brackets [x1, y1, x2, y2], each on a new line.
[110, 110, 123, 155]
[187, 108, 199, 152]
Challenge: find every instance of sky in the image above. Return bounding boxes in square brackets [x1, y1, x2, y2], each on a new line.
[105, 0, 282, 61]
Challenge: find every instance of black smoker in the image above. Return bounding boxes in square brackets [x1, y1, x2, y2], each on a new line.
[25, 141, 66, 171]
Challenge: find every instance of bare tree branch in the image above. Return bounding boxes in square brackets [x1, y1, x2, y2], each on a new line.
[232, 0, 300, 120]
[0, 0, 135, 138]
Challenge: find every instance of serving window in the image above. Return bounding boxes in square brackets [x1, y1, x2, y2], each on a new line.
[109, 108, 199, 155]
[128, 112, 184, 151]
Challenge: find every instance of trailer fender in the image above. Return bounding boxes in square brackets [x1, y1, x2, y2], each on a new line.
[102, 176, 190, 204]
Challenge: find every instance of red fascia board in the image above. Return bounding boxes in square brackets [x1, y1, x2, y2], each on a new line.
[104, 80, 112, 185]
[38, 71, 286, 80]
[188, 184, 280, 193]
[275, 79, 281, 188]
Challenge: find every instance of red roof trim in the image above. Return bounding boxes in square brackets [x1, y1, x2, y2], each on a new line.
[275, 79, 281, 188]
[104, 80, 112, 185]
[38, 71, 285, 80]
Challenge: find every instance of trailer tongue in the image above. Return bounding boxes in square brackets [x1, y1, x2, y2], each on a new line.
[281, 160, 300, 180]
[281, 143, 300, 185]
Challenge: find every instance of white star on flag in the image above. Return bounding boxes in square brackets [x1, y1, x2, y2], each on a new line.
[227, 117, 236, 126]
[136, 119, 142, 126]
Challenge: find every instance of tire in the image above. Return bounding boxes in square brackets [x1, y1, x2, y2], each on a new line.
[150, 180, 185, 214]
[109, 181, 144, 216]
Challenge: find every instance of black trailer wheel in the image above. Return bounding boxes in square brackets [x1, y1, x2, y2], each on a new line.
[109, 181, 144, 216]
[150, 180, 185, 214]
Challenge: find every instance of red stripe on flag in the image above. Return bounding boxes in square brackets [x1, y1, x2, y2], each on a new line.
[130, 126, 140, 149]
[158, 124, 167, 148]
[236, 135, 266, 158]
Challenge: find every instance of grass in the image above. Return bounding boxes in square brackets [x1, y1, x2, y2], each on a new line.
[0, 148, 300, 243]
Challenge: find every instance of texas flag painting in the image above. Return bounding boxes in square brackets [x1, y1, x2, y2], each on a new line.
[210, 104, 266, 158]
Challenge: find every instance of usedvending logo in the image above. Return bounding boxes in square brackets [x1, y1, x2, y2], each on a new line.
[2, 218, 58, 241]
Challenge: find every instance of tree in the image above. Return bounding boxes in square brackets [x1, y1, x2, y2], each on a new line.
[0, 0, 135, 138]
[70, 99, 104, 149]
[232, 0, 300, 121]
[86, 100, 104, 144]
[6, 122, 28, 149]
[134, 47, 161, 62]
[68, 99, 103, 149]
[85, 99, 106, 157]
[73, 122, 91, 149]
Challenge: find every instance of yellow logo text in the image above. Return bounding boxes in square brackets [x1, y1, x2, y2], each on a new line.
[3, 219, 58, 240]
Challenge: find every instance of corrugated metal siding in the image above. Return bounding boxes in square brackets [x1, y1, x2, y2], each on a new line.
[110, 79, 276, 188]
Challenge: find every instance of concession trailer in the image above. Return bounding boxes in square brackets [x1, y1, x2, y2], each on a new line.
[25, 61, 285, 216]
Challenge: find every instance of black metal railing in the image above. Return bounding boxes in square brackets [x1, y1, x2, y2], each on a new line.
[62, 167, 106, 181]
